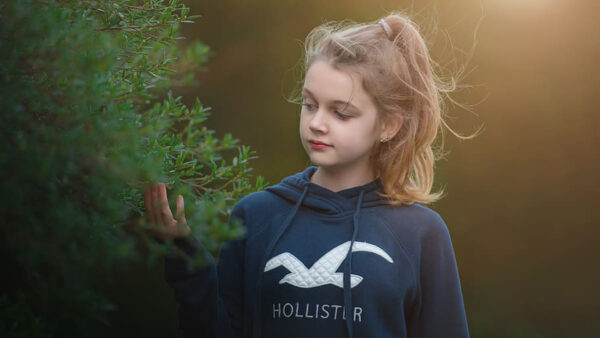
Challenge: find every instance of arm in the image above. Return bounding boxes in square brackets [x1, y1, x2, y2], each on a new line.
[145, 183, 245, 337]
[407, 215, 470, 338]
[163, 236, 222, 337]
[163, 207, 246, 338]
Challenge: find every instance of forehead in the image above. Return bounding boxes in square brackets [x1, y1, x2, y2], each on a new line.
[303, 60, 375, 111]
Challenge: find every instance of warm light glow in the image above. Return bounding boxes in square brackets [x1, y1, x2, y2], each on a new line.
[487, 0, 556, 8]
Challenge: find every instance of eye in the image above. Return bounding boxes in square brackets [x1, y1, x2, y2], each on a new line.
[301, 101, 351, 120]
[301, 102, 317, 111]
[334, 111, 351, 120]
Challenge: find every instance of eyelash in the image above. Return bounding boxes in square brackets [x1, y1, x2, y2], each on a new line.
[301, 103, 351, 120]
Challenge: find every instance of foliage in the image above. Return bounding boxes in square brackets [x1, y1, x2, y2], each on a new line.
[0, 0, 266, 336]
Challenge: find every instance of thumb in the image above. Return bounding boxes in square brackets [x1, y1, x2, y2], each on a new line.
[176, 194, 187, 225]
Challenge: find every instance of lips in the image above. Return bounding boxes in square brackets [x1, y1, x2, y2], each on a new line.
[309, 140, 330, 146]
[309, 140, 331, 150]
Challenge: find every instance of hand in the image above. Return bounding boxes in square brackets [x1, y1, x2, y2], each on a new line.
[144, 183, 191, 239]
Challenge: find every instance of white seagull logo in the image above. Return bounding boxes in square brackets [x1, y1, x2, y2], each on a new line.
[264, 241, 394, 289]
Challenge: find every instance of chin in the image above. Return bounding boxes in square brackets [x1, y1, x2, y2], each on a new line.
[308, 155, 336, 167]
[307, 154, 324, 165]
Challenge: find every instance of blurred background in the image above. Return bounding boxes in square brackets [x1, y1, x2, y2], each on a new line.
[103, 0, 599, 337]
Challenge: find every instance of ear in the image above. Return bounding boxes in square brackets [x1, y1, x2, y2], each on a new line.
[380, 115, 402, 140]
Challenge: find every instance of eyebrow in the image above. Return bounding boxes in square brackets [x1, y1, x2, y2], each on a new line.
[302, 88, 360, 112]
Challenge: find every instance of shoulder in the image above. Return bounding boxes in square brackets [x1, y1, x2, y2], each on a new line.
[410, 203, 448, 235]
[376, 202, 448, 236]
[229, 189, 286, 223]
[233, 190, 280, 211]
[404, 204, 455, 255]
[372, 202, 454, 258]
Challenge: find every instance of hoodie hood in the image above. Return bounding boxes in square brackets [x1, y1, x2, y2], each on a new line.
[265, 166, 389, 214]
[251, 166, 388, 338]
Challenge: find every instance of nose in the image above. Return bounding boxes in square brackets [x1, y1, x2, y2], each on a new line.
[308, 108, 328, 134]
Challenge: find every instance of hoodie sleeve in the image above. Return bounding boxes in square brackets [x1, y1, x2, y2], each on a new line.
[163, 204, 246, 338]
[407, 215, 470, 338]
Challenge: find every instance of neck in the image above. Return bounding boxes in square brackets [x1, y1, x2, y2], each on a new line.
[310, 164, 376, 192]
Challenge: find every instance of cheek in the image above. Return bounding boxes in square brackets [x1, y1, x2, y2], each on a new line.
[299, 115, 307, 132]
[336, 133, 366, 151]
[339, 124, 378, 150]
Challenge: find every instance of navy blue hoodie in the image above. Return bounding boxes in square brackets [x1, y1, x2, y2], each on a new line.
[164, 166, 469, 337]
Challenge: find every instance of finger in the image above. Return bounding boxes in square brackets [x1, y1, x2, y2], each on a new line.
[152, 184, 164, 227]
[175, 195, 187, 225]
[144, 185, 156, 225]
[153, 183, 164, 227]
[158, 183, 175, 227]
[175, 195, 190, 236]
[149, 184, 161, 226]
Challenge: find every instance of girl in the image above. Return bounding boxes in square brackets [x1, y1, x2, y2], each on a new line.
[146, 12, 470, 338]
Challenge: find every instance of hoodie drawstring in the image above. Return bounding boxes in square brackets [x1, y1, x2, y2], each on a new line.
[252, 185, 310, 338]
[343, 189, 365, 338]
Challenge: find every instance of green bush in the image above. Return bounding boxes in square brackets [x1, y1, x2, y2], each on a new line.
[0, 0, 266, 336]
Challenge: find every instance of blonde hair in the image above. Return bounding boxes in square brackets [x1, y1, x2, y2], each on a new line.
[290, 11, 477, 206]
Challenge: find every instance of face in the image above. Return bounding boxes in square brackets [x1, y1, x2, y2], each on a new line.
[299, 60, 384, 174]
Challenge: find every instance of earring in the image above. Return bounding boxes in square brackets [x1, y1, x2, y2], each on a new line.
[380, 136, 390, 143]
